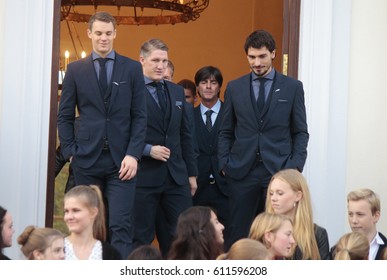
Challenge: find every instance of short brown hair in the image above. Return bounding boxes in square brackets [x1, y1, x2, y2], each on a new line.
[140, 38, 169, 58]
[88, 11, 116, 31]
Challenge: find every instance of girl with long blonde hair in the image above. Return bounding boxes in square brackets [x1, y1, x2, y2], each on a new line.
[265, 169, 330, 259]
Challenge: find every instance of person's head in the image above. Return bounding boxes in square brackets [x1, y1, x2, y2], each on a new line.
[266, 169, 308, 219]
[347, 188, 380, 241]
[140, 38, 169, 82]
[334, 232, 369, 260]
[249, 212, 295, 259]
[168, 206, 224, 260]
[163, 60, 175, 81]
[266, 169, 320, 259]
[194, 66, 223, 106]
[17, 226, 65, 260]
[177, 79, 197, 105]
[64, 185, 106, 241]
[244, 30, 276, 78]
[127, 244, 162, 260]
[1, 206, 14, 251]
[217, 238, 270, 260]
[87, 12, 117, 58]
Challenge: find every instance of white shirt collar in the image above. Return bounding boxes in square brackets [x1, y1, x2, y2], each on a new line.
[369, 232, 385, 260]
[200, 99, 221, 115]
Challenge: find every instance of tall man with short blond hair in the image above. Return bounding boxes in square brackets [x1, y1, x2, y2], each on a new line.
[58, 11, 147, 259]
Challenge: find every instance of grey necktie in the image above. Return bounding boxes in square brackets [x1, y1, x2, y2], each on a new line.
[205, 110, 213, 132]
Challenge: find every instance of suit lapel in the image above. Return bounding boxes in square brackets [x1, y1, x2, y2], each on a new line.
[263, 70, 284, 121]
[108, 53, 124, 112]
[214, 101, 224, 126]
[165, 83, 176, 133]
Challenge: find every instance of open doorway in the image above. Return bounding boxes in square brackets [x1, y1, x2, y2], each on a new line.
[46, 0, 301, 229]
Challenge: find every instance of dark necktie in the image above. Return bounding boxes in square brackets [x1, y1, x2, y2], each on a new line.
[153, 82, 166, 113]
[97, 58, 108, 93]
[257, 77, 267, 112]
[205, 110, 213, 132]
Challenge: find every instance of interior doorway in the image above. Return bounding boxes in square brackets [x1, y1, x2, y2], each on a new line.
[46, 0, 301, 228]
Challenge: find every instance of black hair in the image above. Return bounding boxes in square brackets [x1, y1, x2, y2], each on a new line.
[194, 66, 223, 88]
[244, 30, 276, 54]
[0, 206, 8, 259]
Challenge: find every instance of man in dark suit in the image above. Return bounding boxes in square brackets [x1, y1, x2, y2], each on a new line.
[193, 66, 229, 242]
[134, 39, 197, 255]
[57, 12, 147, 259]
[218, 30, 309, 249]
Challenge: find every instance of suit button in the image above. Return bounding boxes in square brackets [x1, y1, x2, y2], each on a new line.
[259, 132, 262, 135]
[260, 120, 263, 123]
[256, 152, 260, 156]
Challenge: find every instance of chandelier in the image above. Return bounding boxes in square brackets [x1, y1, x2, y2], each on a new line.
[61, 0, 210, 25]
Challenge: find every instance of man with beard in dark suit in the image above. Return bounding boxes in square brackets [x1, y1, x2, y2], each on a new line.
[218, 30, 309, 249]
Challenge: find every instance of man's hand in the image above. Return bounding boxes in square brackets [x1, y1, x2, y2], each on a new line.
[119, 155, 138, 180]
[189, 176, 198, 196]
[150, 145, 170, 162]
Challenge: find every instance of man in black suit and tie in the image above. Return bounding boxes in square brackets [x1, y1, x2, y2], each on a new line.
[193, 66, 229, 243]
[218, 30, 309, 249]
[57, 12, 147, 259]
[134, 39, 198, 255]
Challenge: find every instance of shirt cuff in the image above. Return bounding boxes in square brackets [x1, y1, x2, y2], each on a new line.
[143, 144, 152, 156]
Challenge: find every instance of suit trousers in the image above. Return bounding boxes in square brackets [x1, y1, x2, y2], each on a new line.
[193, 180, 229, 247]
[71, 150, 136, 259]
[134, 172, 192, 256]
[225, 161, 271, 250]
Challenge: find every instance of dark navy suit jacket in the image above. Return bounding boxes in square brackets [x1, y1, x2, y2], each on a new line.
[136, 81, 197, 186]
[194, 102, 228, 196]
[218, 70, 309, 179]
[58, 53, 147, 169]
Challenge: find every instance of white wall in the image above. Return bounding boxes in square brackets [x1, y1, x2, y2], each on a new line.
[346, 0, 387, 235]
[300, 0, 387, 247]
[0, 0, 4, 121]
[0, 0, 54, 259]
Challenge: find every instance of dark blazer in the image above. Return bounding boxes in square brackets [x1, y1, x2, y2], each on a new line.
[375, 232, 387, 260]
[293, 224, 330, 260]
[218, 70, 309, 179]
[58, 53, 147, 169]
[194, 102, 228, 196]
[137, 81, 197, 186]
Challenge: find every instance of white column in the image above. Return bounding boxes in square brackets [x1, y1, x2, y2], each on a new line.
[299, 0, 352, 246]
[0, 0, 54, 259]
